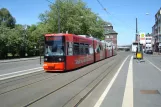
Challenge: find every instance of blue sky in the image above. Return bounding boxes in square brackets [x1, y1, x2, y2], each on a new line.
[1, 0, 161, 45]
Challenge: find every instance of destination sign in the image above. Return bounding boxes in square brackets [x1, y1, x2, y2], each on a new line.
[46, 36, 62, 41]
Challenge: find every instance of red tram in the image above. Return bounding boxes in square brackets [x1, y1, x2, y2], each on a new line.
[43, 33, 116, 72]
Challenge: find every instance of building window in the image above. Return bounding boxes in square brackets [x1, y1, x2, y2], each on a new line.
[106, 36, 109, 38]
[110, 36, 113, 38]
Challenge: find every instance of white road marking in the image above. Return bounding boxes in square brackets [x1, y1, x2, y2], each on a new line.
[0, 67, 43, 81]
[145, 58, 161, 72]
[0, 57, 39, 63]
[0, 67, 42, 77]
[122, 56, 133, 107]
[94, 55, 129, 107]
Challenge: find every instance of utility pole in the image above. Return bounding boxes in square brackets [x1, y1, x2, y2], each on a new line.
[136, 18, 138, 41]
[136, 17, 140, 53]
[57, 0, 60, 33]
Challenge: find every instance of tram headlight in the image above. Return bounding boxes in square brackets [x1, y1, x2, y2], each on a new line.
[44, 58, 47, 61]
[59, 58, 62, 61]
[58, 57, 64, 61]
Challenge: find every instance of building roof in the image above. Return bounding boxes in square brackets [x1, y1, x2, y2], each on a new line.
[103, 21, 112, 27]
[155, 7, 161, 15]
[104, 29, 118, 34]
[103, 21, 118, 35]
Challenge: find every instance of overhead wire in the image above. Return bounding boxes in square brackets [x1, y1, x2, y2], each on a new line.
[96, 0, 138, 32]
[46, 0, 137, 34]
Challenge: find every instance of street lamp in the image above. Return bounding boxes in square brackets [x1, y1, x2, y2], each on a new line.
[136, 13, 150, 41]
[23, 25, 27, 57]
[136, 13, 150, 58]
[146, 13, 149, 15]
[34, 46, 36, 56]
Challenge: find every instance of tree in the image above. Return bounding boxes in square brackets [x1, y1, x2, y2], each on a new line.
[0, 8, 16, 28]
[7, 28, 21, 57]
[39, 0, 105, 39]
[25, 23, 47, 56]
[0, 1, 106, 59]
[0, 26, 9, 58]
[0, 24, 25, 58]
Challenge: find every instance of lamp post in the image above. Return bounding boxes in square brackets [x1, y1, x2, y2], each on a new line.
[136, 13, 149, 52]
[136, 18, 140, 52]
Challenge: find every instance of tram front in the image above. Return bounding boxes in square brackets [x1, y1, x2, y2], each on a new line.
[43, 34, 66, 71]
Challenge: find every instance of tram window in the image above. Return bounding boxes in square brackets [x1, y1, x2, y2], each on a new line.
[97, 44, 102, 53]
[89, 45, 93, 54]
[99, 45, 102, 51]
[85, 44, 89, 54]
[102, 44, 104, 50]
[97, 48, 100, 53]
[109, 45, 111, 49]
[79, 43, 84, 55]
[67, 42, 73, 55]
[103, 44, 106, 50]
[83, 44, 86, 55]
[96, 45, 101, 53]
[73, 43, 79, 55]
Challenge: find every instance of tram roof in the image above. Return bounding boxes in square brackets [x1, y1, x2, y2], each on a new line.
[44, 33, 104, 42]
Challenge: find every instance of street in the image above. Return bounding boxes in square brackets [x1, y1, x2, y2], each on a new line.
[0, 52, 161, 107]
[0, 57, 43, 80]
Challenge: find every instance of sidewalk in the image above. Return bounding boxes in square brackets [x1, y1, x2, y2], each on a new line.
[133, 58, 161, 107]
[0, 56, 42, 63]
[153, 52, 161, 55]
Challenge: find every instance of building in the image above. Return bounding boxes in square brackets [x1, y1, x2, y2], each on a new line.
[145, 34, 153, 53]
[137, 33, 153, 50]
[152, 8, 161, 52]
[103, 22, 118, 48]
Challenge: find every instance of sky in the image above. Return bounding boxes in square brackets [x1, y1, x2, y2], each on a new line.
[0, 0, 161, 45]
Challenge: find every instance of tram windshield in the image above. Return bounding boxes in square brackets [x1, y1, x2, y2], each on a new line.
[45, 36, 64, 56]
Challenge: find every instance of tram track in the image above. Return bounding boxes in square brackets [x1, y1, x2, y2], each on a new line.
[0, 55, 121, 107]
[0, 73, 59, 95]
[0, 71, 45, 85]
[23, 57, 117, 107]
[73, 57, 121, 107]
[0, 56, 116, 96]
[62, 60, 118, 107]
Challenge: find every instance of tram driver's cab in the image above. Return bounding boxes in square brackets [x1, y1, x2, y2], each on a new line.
[43, 35, 65, 71]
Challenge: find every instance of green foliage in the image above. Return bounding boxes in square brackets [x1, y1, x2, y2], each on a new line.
[40, 0, 105, 39]
[0, 0, 106, 59]
[0, 25, 24, 58]
[0, 8, 16, 28]
[0, 26, 8, 58]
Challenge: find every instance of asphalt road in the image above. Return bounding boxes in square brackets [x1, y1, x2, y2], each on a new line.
[0, 52, 128, 107]
[0, 52, 160, 107]
[0, 57, 43, 75]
